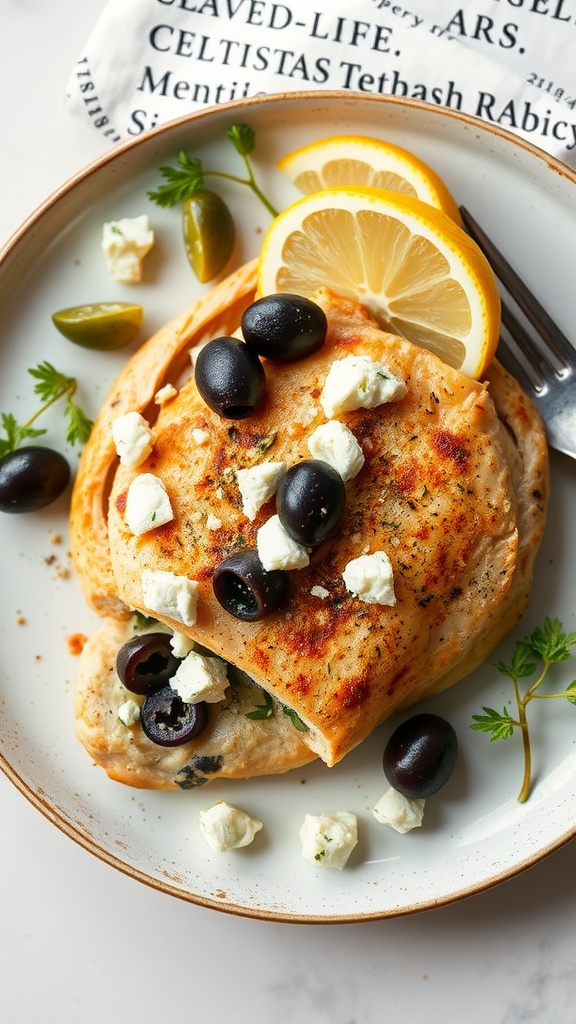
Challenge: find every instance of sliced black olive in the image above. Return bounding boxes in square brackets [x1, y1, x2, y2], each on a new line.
[241, 293, 327, 361]
[194, 336, 266, 418]
[212, 549, 289, 621]
[383, 713, 458, 799]
[140, 686, 207, 747]
[116, 632, 180, 695]
[0, 446, 70, 513]
[276, 458, 345, 547]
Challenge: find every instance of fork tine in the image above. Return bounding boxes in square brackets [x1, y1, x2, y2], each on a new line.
[459, 205, 576, 372]
[496, 327, 540, 395]
[500, 298, 546, 390]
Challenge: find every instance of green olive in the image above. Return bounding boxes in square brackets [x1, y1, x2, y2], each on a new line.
[182, 189, 236, 283]
[52, 303, 143, 350]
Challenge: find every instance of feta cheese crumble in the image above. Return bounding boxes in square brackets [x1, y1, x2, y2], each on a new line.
[199, 801, 263, 852]
[257, 514, 309, 570]
[191, 427, 209, 446]
[169, 630, 195, 659]
[307, 420, 364, 482]
[373, 788, 425, 833]
[117, 699, 140, 727]
[125, 473, 174, 536]
[154, 383, 178, 405]
[237, 461, 287, 521]
[299, 811, 358, 870]
[342, 550, 396, 606]
[320, 354, 407, 418]
[171, 650, 228, 704]
[310, 584, 330, 599]
[111, 411, 153, 469]
[101, 214, 155, 283]
[141, 569, 198, 626]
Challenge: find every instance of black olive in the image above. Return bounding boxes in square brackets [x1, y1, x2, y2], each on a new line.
[0, 446, 70, 513]
[194, 336, 266, 418]
[383, 713, 458, 799]
[212, 549, 289, 621]
[241, 293, 327, 361]
[116, 632, 180, 695]
[140, 686, 207, 747]
[276, 459, 345, 547]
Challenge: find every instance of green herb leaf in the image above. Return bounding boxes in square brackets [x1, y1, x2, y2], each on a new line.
[227, 123, 255, 157]
[245, 689, 274, 720]
[282, 705, 309, 732]
[525, 616, 576, 664]
[65, 400, 94, 447]
[495, 642, 536, 681]
[565, 680, 576, 705]
[470, 706, 516, 741]
[148, 124, 278, 219]
[0, 361, 92, 457]
[148, 152, 205, 207]
[471, 617, 576, 802]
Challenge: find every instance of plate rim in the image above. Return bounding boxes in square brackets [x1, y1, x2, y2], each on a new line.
[1, 89, 575, 923]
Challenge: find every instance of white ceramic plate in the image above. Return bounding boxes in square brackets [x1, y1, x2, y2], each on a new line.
[1, 92, 575, 923]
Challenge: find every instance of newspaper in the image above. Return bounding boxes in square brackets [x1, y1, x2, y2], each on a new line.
[64, 0, 576, 166]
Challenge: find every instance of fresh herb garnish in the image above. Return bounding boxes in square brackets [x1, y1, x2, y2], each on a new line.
[147, 123, 278, 217]
[245, 689, 274, 720]
[282, 705, 309, 733]
[0, 361, 93, 458]
[245, 689, 309, 732]
[470, 617, 576, 802]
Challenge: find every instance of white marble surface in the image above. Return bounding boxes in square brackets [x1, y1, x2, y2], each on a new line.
[1, 3, 575, 1021]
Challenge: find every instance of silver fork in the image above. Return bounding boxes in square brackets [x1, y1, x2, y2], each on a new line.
[460, 206, 576, 461]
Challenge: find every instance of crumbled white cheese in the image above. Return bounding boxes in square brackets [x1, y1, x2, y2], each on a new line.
[307, 420, 365, 482]
[111, 411, 154, 469]
[169, 630, 195, 659]
[117, 699, 141, 727]
[320, 354, 407, 418]
[257, 514, 309, 571]
[237, 461, 287, 521]
[125, 473, 174, 536]
[342, 550, 396, 606]
[206, 513, 222, 531]
[154, 383, 178, 405]
[310, 585, 330, 599]
[299, 811, 358, 870]
[171, 649, 228, 704]
[199, 801, 263, 852]
[192, 427, 209, 446]
[141, 569, 198, 626]
[101, 214, 154, 283]
[373, 788, 426, 833]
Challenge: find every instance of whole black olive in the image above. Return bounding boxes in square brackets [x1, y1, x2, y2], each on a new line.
[241, 293, 327, 361]
[0, 446, 70, 513]
[194, 336, 266, 418]
[140, 686, 207, 747]
[383, 713, 458, 799]
[212, 549, 289, 621]
[116, 632, 180, 695]
[276, 459, 345, 547]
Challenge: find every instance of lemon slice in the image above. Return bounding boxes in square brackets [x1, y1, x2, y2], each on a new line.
[52, 303, 143, 350]
[278, 135, 461, 223]
[257, 186, 500, 379]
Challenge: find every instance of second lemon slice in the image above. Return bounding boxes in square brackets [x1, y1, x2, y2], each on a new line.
[278, 135, 461, 223]
[257, 186, 500, 380]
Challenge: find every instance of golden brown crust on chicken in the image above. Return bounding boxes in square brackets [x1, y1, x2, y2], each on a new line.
[74, 281, 546, 769]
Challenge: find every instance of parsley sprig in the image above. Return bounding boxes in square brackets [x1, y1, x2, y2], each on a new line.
[0, 361, 93, 458]
[147, 124, 279, 218]
[245, 687, 309, 732]
[471, 617, 576, 802]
